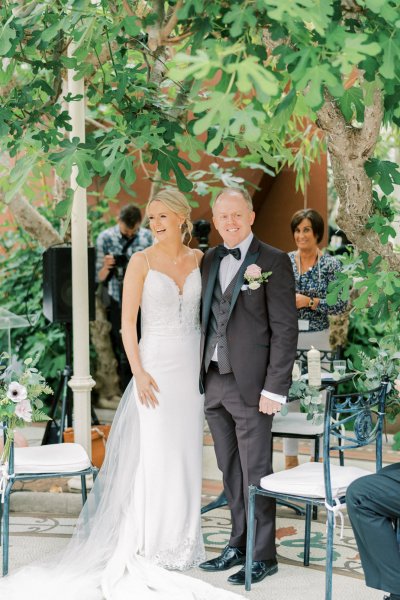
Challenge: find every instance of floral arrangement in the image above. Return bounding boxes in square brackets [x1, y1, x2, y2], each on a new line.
[244, 264, 272, 290]
[280, 362, 324, 425]
[349, 334, 400, 420]
[0, 354, 51, 463]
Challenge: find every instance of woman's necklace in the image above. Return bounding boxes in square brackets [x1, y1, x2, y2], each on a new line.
[162, 247, 187, 265]
[297, 250, 321, 286]
[297, 250, 319, 275]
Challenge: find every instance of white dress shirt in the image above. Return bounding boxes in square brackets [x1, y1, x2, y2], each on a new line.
[212, 232, 286, 404]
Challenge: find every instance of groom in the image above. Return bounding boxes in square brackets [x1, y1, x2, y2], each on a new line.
[199, 187, 298, 585]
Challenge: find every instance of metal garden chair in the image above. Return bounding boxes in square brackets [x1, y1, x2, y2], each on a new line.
[0, 423, 98, 576]
[272, 348, 341, 465]
[245, 381, 388, 600]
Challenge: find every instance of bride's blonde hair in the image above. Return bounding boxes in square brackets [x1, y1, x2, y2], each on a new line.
[146, 188, 193, 243]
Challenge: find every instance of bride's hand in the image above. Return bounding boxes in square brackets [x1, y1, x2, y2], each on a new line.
[135, 370, 160, 408]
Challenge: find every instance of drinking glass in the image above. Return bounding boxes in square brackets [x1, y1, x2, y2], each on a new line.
[292, 359, 303, 381]
[333, 360, 346, 377]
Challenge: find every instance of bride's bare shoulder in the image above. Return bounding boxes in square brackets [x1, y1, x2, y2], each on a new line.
[193, 248, 203, 265]
[127, 251, 150, 275]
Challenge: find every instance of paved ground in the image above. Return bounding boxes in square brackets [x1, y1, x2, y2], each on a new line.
[2, 410, 396, 599]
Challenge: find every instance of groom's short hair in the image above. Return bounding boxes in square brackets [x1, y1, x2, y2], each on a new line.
[214, 187, 253, 211]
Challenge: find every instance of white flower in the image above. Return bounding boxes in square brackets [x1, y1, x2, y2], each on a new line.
[7, 381, 28, 403]
[15, 399, 32, 422]
[248, 281, 261, 290]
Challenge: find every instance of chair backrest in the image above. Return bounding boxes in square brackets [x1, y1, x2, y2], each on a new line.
[322, 382, 387, 503]
[296, 348, 341, 372]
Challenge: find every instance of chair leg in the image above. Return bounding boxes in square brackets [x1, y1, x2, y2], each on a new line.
[80, 475, 87, 504]
[201, 491, 228, 514]
[303, 503, 312, 566]
[92, 467, 99, 482]
[245, 485, 257, 592]
[325, 510, 335, 600]
[2, 483, 12, 577]
[313, 439, 320, 520]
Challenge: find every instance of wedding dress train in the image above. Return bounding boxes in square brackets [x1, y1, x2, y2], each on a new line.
[0, 266, 244, 599]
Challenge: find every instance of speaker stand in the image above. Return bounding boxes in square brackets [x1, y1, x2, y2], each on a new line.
[42, 323, 99, 444]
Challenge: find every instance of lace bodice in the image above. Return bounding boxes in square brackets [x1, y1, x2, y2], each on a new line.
[140, 268, 201, 337]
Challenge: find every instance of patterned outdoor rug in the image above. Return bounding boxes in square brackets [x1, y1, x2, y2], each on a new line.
[9, 505, 363, 579]
[202, 507, 363, 579]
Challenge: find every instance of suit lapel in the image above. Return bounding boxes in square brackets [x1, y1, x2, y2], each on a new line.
[228, 237, 260, 320]
[202, 249, 220, 330]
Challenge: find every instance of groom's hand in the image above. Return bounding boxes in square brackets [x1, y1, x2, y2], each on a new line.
[259, 396, 281, 415]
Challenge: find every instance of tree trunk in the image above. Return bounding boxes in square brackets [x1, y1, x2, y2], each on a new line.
[317, 89, 400, 272]
[90, 296, 121, 406]
[8, 194, 63, 247]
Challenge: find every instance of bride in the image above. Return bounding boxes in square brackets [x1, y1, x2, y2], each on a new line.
[0, 189, 244, 600]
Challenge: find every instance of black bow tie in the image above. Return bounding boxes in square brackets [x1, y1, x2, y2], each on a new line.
[216, 245, 241, 260]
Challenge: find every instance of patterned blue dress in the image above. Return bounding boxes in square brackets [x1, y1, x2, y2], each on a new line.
[288, 251, 347, 332]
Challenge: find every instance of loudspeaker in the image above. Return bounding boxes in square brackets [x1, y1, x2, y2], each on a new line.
[43, 246, 96, 323]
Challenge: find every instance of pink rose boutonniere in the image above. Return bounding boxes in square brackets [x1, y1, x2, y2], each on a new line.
[244, 264, 272, 290]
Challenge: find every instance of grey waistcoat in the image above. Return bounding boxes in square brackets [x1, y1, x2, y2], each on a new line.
[204, 271, 240, 374]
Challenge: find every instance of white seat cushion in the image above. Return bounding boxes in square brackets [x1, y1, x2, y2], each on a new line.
[14, 443, 91, 474]
[260, 462, 371, 498]
[272, 412, 324, 436]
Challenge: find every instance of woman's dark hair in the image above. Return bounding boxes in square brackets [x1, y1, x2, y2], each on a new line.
[290, 209, 324, 243]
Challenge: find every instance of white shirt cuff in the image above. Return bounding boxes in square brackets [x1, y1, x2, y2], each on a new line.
[261, 390, 287, 404]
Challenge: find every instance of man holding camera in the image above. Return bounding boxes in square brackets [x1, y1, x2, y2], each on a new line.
[96, 204, 152, 392]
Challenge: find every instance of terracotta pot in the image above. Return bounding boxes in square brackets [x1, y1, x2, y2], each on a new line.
[384, 415, 400, 435]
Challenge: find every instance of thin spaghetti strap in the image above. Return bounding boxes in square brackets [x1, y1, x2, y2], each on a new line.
[143, 250, 151, 271]
[192, 249, 199, 268]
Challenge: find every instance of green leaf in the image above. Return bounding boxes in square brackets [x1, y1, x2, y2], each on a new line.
[365, 159, 400, 195]
[264, 0, 334, 36]
[122, 16, 141, 37]
[193, 92, 235, 136]
[152, 148, 193, 192]
[228, 57, 279, 98]
[5, 154, 38, 203]
[296, 64, 339, 108]
[54, 196, 73, 218]
[174, 133, 204, 162]
[103, 155, 136, 198]
[339, 87, 365, 123]
[270, 89, 297, 129]
[379, 35, 400, 80]
[229, 108, 264, 142]
[0, 22, 16, 56]
[223, 4, 257, 38]
[168, 50, 218, 82]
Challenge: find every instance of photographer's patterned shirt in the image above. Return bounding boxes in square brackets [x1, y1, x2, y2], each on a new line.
[288, 251, 348, 332]
[96, 224, 153, 303]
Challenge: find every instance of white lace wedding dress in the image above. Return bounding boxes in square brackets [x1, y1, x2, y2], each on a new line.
[0, 265, 244, 600]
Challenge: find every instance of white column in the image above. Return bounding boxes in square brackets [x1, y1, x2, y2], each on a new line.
[67, 41, 95, 456]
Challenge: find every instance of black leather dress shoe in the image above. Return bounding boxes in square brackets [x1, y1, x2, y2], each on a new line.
[198, 545, 246, 571]
[227, 559, 278, 585]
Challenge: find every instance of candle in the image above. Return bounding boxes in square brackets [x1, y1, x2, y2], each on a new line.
[307, 346, 321, 387]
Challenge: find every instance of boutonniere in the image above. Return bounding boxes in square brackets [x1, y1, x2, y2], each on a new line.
[243, 264, 272, 290]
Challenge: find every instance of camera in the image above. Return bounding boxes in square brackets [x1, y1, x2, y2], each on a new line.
[112, 254, 128, 283]
[192, 219, 211, 251]
[113, 254, 128, 268]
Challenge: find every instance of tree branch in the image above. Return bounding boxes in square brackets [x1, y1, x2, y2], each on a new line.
[159, 0, 183, 43]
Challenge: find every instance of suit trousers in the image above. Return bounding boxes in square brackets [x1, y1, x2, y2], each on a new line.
[347, 463, 400, 594]
[204, 366, 276, 561]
